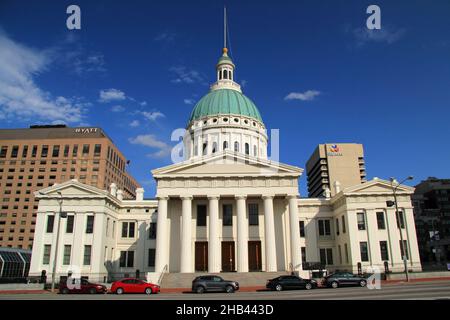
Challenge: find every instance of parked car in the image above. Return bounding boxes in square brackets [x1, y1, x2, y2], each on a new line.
[323, 272, 367, 288]
[266, 275, 317, 291]
[192, 275, 239, 293]
[111, 278, 160, 294]
[59, 278, 107, 294]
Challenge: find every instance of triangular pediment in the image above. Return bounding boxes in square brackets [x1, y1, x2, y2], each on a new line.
[34, 179, 109, 198]
[342, 178, 414, 195]
[152, 151, 303, 178]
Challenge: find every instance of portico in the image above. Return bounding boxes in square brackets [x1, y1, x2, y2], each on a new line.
[151, 152, 304, 274]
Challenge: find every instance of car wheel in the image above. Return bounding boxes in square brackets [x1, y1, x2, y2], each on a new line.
[305, 283, 312, 290]
[331, 281, 339, 289]
[61, 288, 69, 294]
[359, 280, 367, 287]
[145, 288, 152, 295]
[89, 288, 97, 294]
[196, 286, 205, 294]
[116, 287, 124, 295]
[275, 284, 283, 292]
[225, 285, 235, 293]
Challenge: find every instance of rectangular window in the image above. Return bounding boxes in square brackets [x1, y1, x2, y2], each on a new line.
[52, 145, 60, 157]
[318, 219, 331, 236]
[360, 242, 369, 262]
[86, 216, 94, 234]
[336, 218, 340, 235]
[399, 240, 409, 260]
[148, 222, 157, 239]
[357, 212, 366, 230]
[0, 146, 7, 158]
[31, 145, 37, 157]
[299, 221, 305, 237]
[46, 215, 55, 233]
[377, 212, 386, 230]
[66, 215, 74, 233]
[119, 251, 134, 267]
[43, 244, 51, 264]
[344, 243, 349, 263]
[248, 203, 259, 226]
[320, 248, 333, 265]
[94, 144, 101, 157]
[64, 145, 69, 157]
[342, 215, 346, 233]
[41, 145, 48, 158]
[380, 241, 389, 261]
[63, 245, 71, 265]
[396, 211, 405, 229]
[83, 245, 92, 265]
[11, 146, 19, 158]
[222, 204, 233, 226]
[72, 144, 78, 157]
[148, 249, 156, 267]
[301, 247, 306, 265]
[197, 205, 207, 226]
[22, 145, 28, 158]
[82, 144, 90, 155]
[121, 222, 135, 238]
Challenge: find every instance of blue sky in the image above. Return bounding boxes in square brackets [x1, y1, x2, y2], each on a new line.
[1, 0, 449, 197]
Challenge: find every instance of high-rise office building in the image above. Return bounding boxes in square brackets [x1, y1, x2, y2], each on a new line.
[0, 125, 140, 249]
[306, 143, 366, 197]
[412, 177, 450, 266]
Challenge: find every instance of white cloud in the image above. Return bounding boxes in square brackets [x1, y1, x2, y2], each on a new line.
[353, 26, 406, 46]
[129, 134, 171, 159]
[284, 90, 321, 101]
[155, 32, 176, 43]
[99, 88, 126, 103]
[184, 98, 195, 105]
[140, 101, 147, 106]
[141, 111, 165, 121]
[170, 66, 206, 84]
[129, 120, 140, 127]
[0, 30, 86, 123]
[111, 105, 125, 112]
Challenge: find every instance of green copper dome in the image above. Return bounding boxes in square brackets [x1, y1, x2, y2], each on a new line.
[189, 89, 263, 123]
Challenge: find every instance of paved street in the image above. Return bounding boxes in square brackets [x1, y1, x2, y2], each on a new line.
[1, 280, 450, 300]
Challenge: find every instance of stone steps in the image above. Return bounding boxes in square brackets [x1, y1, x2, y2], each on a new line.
[160, 271, 289, 288]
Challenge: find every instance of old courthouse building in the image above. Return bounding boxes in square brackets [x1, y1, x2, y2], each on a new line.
[28, 44, 422, 284]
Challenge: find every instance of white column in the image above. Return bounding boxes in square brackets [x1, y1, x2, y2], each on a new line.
[236, 195, 248, 272]
[288, 195, 302, 271]
[404, 207, 422, 269]
[386, 208, 401, 269]
[366, 209, 381, 266]
[208, 195, 220, 273]
[180, 196, 193, 273]
[263, 195, 277, 272]
[155, 197, 169, 273]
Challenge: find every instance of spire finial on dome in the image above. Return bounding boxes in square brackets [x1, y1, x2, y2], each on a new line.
[223, 6, 227, 53]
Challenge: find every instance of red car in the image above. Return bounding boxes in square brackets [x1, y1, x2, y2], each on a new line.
[111, 278, 160, 295]
[59, 278, 107, 294]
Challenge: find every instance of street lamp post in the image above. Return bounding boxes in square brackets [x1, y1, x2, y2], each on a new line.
[50, 191, 67, 293]
[389, 176, 413, 282]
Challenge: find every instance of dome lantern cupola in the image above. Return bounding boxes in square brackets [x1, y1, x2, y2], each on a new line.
[211, 47, 241, 93]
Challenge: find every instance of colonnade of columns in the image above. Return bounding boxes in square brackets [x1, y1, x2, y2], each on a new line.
[155, 194, 301, 273]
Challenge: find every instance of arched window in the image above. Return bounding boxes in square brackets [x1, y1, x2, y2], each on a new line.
[234, 141, 239, 152]
[218, 70, 222, 80]
[212, 142, 217, 153]
[202, 142, 208, 156]
[223, 141, 228, 150]
[253, 145, 257, 157]
[223, 70, 228, 80]
[245, 143, 250, 155]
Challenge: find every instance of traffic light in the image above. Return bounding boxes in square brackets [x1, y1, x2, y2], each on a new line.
[386, 200, 395, 207]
